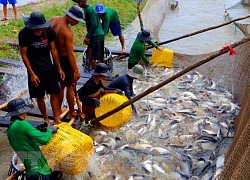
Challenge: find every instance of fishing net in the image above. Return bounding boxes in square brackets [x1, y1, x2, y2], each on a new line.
[42, 123, 94, 175]
[234, 22, 250, 36]
[95, 93, 132, 128]
[131, 0, 168, 42]
[173, 38, 250, 179]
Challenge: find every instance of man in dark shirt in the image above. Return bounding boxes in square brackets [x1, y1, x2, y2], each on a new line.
[19, 11, 65, 125]
[107, 64, 146, 110]
[73, 0, 105, 69]
[78, 63, 122, 120]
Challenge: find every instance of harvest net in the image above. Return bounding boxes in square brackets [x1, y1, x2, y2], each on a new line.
[131, 0, 168, 42]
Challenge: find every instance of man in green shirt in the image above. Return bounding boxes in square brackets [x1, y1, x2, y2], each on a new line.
[73, 0, 105, 68]
[6, 98, 58, 179]
[95, 3, 125, 54]
[127, 29, 159, 69]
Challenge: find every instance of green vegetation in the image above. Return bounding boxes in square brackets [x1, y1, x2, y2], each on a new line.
[0, 43, 20, 60]
[0, 0, 146, 48]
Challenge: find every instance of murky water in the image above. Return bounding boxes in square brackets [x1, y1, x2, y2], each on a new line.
[0, 0, 249, 179]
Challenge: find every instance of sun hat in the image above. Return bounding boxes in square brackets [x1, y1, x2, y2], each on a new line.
[4, 98, 34, 117]
[137, 29, 154, 42]
[91, 63, 110, 77]
[24, 12, 51, 29]
[63, 5, 85, 23]
[127, 64, 146, 81]
[95, 3, 106, 14]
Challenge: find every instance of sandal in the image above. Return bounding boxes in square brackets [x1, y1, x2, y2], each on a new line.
[1, 18, 8, 21]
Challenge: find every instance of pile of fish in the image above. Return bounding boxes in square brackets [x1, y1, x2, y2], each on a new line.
[80, 65, 238, 180]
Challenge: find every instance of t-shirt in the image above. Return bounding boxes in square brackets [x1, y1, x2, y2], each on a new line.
[100, 7, 120, 34]
[107, 74, 133, 99]
[18, 27, 56, 73]
[7, 119, 53, 177]
[78, 76, 105, 105]
[84, 4, 105, 38]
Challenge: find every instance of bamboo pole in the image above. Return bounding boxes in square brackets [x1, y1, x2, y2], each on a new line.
[68, 84, 85, 126]
[91, 35, 250, 124]
[137, 0, 144, 31]
[147, 14, 250, 49]
[0, 90, 28, 110]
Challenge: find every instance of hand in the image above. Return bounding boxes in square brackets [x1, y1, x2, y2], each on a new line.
[48, 126, 58, 134]
[157, 46, 164, 51]
[58, 69, 65, 81]
[116, 89, 123, 95]
[84, 38, 90, 45]
[93, 99, 100, 108]
[36, 122, 48, 132]
[73, 70, 80, 83]
[31, 74, 40, 87]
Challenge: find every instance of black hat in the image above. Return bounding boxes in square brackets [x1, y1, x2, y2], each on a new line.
[25, 12, 51, 29]
[63, 5, 85, 23]
[4, 98, 34, 117]
[137, 29, 154, 42]
[91, 63, 110, 77]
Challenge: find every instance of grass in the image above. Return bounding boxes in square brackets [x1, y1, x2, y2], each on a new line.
[0, 0, 146, 54]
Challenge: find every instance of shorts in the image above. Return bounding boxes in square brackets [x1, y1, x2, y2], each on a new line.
[128, 62, 138, 69]
[109, 21, 122, 36]
[28, 66, 60, 98]
[87, 35, 105, 61]
[59, 56, 74, 86]
[0, 0, 16, 5]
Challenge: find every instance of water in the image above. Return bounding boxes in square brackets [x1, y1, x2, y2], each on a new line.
[106, 0, 250, 55]
[0, 0, 248, 179]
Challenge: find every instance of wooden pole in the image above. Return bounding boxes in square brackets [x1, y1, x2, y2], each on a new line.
[0, 90, 28, 110]
[147, 14, 250, 49]
[137, 0, 144, 31]
[91, 35, 250, 123]
[68, 84, 85, 126]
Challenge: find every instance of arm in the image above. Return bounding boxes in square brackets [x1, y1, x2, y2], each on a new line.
[50, 41, 65, 81]
[20, 47, 40, 87]
[147, 40, 159, 49]
[65, 33, 80, 83]
[24, 121, 52, 145]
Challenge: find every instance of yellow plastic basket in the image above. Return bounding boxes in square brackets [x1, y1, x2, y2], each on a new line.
[151, 48, 174, 67]
[41, 123, 94, 175]
[95, 93, 132, 128]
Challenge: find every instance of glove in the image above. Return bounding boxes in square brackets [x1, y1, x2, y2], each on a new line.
[93, 99, 100, 108]
[36, 122, 48, 132]
[48, 126, 58, 134]
[116, 89, 123, 95]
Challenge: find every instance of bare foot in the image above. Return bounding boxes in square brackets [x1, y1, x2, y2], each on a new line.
[69, 110, 77, 119]
[43, 115, 51, 126]
[54, 117, 62, 125]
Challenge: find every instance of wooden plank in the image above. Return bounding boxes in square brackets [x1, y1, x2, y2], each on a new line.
[0, 116, 42, 128]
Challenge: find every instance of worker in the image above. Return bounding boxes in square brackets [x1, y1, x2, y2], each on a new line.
[50, 5, 85, 119]
[78, 63, 123, 121]
[73, 0, 105, 69]
[127, 29, 160, 69]
[6, 98, 58, 180]
[107, 64, 146, 100]
[95, 3, 125, 54]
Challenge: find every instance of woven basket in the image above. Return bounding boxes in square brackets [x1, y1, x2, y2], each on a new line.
[42, 123, 94, 175]
[95, 93, 132, 127]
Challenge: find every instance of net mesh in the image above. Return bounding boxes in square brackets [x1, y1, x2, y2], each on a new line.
[131, 0, 168, 42]
[173, 39, 250, 179]
[95, 93, 132, 128]
[41, 123, 94, 175]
